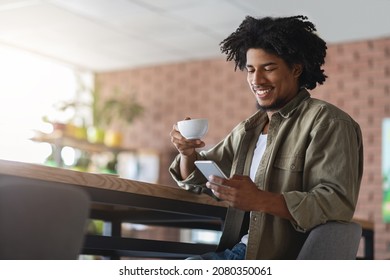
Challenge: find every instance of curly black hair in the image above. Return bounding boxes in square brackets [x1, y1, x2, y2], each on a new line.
[220, 15, 327, 90]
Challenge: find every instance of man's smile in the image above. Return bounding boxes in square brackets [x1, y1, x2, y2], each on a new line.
[252, 86, 273, 98]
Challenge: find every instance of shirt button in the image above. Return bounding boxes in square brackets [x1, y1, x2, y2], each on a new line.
[290, 164, 296, 170]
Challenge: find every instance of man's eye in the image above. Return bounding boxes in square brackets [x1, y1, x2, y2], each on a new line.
[264, 67, 275, 71]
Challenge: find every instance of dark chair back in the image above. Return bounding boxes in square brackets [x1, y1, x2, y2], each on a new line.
[297, 221, 362, 260]
[0, 180, 90, 259]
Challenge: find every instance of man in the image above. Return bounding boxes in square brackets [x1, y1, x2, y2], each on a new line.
[169, 15, 363, 259]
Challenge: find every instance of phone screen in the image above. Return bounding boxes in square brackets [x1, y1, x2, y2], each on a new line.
[194, 160, 227, 179]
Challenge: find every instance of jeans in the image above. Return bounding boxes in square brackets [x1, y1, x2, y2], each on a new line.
[186, 242, 246, 260]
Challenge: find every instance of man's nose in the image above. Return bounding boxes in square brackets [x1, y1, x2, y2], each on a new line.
[251, 71, 266, 85]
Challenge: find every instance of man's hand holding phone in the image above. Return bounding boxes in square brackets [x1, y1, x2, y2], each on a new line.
[194, 160, 230, 198]
[195, 160, 263, 211]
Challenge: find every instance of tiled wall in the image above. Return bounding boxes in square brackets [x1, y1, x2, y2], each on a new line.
[96, 37, 390, 259]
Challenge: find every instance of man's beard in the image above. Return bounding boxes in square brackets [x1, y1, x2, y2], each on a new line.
[256, 98, 288, 112]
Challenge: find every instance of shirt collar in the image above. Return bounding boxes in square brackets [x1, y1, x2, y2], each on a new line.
[278, 88, 310, 118]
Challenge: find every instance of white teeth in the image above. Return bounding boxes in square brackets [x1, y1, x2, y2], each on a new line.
[255, 88, 272, 95]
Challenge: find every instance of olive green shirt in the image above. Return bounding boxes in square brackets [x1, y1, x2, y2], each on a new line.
[169, 89, 363, 259]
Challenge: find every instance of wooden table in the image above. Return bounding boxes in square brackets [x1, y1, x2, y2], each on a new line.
[0, 158, 228, 259]
[0, 158, 374, 259]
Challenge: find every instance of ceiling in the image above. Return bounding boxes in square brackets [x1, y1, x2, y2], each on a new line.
[0, 0, 389, 73]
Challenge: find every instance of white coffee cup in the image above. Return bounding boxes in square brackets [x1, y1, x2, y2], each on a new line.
[177, 118, 208, 139]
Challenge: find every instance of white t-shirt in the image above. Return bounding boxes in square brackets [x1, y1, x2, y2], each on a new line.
[241, 133, 267, 245]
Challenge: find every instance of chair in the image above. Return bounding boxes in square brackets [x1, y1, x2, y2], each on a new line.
[297, 221, 362, 260]
[0, 179, 90, 259]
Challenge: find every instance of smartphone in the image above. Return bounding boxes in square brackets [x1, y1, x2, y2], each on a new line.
[194, 160, 228, 179]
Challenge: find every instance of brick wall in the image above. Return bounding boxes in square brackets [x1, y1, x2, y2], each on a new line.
[96, 37, 390, 259]
[313, 38, 390, 259]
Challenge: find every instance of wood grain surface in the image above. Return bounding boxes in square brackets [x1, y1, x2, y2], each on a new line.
[0, 158, 227, 207]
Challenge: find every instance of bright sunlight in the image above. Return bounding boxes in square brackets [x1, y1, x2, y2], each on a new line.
[0, 45, 92, 163]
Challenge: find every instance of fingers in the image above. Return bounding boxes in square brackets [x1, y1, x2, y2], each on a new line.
[206, 176, 232, 200]
[170, 119, 205, 156]
[207, 180, 232, 200]
[170, 117, 190, 140]
[174, 139, 205, 154]
[170, 129, 204, 148]
[231, 174, 251, 181]
[208, 175, 249, 187]
[206, 175, 254, 205]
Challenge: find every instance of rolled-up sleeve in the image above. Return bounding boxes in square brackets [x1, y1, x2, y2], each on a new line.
[283, 117, 363, 232]
[168, 152, 209, 194]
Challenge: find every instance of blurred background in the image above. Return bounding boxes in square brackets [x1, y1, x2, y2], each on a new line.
[0, 0, 389, 259]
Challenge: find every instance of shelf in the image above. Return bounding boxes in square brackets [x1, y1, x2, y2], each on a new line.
[31, 131, 160, 182]
[31, 130, 134, 154]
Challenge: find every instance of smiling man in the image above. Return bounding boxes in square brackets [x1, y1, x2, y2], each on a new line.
[169, 15, 363, 259]
[246, 49, 303, 115]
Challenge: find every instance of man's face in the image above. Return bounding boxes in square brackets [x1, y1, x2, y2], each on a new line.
[246, 48, 302, 114]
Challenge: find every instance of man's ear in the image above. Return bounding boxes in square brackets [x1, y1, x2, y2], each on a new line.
[293, 64, 303, 78]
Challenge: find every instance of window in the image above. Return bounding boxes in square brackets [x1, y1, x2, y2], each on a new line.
[0, 45, 92, 163]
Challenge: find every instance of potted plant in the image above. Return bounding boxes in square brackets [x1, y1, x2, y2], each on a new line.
[49, 75, 94, 141]
[48, 78, 144, 148]
[100, 87, 144, 147]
